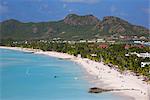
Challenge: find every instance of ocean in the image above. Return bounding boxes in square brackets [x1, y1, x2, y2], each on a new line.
[0, 48, 124, 100]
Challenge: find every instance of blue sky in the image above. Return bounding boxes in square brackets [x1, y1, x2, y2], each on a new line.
[0, 0, 150, 28]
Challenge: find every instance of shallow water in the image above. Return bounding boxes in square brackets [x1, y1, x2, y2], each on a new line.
[0, 48, 124, 100]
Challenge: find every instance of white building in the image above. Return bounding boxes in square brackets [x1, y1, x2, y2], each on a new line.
[107, 40, 115, 44]
[130, 52, 150, 58]
[90, 54, 97, 57]
[77, 54, 81, 58]
[144, 42, 150, 46]
[68, 41, 76, 44]
[97, 39, 105, 43]
[87, 40, 96, 43]
[62, 41, 67, 43]
[133, 41, 145, 44]
[138, 52, 150, 58]
[125, 54, 129, 57]
[79, 40, 86, 43]
[141, 62, 150, 67]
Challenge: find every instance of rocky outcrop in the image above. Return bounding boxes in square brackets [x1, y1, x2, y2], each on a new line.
[63, 14, 100, 25]
[88, 87, 113, 93]
[88, 87, 139, 93]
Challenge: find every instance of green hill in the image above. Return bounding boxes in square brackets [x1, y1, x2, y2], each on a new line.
[0, 14, 149, 40]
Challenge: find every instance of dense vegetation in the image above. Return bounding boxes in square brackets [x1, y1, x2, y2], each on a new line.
[2, 41, 150, 81]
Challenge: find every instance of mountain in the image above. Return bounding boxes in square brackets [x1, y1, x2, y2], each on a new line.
[97, 16, 149, 35]
[63, 14, 100, 25]
[0, 14, 149, 40]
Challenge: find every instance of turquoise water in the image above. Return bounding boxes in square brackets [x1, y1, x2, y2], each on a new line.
[0, 49, 123, 100]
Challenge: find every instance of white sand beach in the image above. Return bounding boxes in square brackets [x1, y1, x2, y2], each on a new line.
[0, 46, 150, 100]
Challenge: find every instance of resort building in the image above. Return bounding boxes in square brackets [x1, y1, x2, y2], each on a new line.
[141, 62, 150, 67]
[90, 54, 97, 57]
[88, 40, 96, 43]
[124, 44, 145, 49]
[107, 40, 115, 44]
[99, 44, 109, 49]
[138, 52, 150, 58]
[124, 44, 130, 49]
[127, 52, 150, 58]
[79, 40, 86, 43]
[139, 36, 146, 40]
[97, 39, 105, 43]
[134, 41, 144, 44]
[144, 42, 150, 46]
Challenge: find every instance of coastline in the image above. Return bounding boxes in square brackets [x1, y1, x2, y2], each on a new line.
[0, 46, 150, 100]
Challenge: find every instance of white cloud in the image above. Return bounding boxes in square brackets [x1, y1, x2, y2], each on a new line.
[61, 0, 100, 4]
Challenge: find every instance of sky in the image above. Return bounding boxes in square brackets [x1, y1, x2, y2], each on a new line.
[0, 0, 150, 28]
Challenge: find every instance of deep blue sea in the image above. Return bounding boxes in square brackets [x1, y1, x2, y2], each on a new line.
[0, 48, 124, 100]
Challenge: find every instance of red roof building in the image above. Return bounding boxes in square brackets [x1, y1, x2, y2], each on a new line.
[124, 44, 130, 49]
[124, 44, 144, 49]
[134, 45, 144, 49]
[99, 44, 108, 49]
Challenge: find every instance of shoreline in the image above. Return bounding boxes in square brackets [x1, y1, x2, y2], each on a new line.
[0, 46, 150, 100]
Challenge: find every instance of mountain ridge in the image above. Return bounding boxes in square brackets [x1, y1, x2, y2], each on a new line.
[0, 14, 149, 40]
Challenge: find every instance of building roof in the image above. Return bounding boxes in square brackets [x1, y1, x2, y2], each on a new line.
[99, 44, 108, 49]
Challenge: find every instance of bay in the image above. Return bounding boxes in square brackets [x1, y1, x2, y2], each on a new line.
[0, 48, 124, 100]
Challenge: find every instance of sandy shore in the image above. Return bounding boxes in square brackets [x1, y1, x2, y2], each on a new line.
[0, 46, 150, 100]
